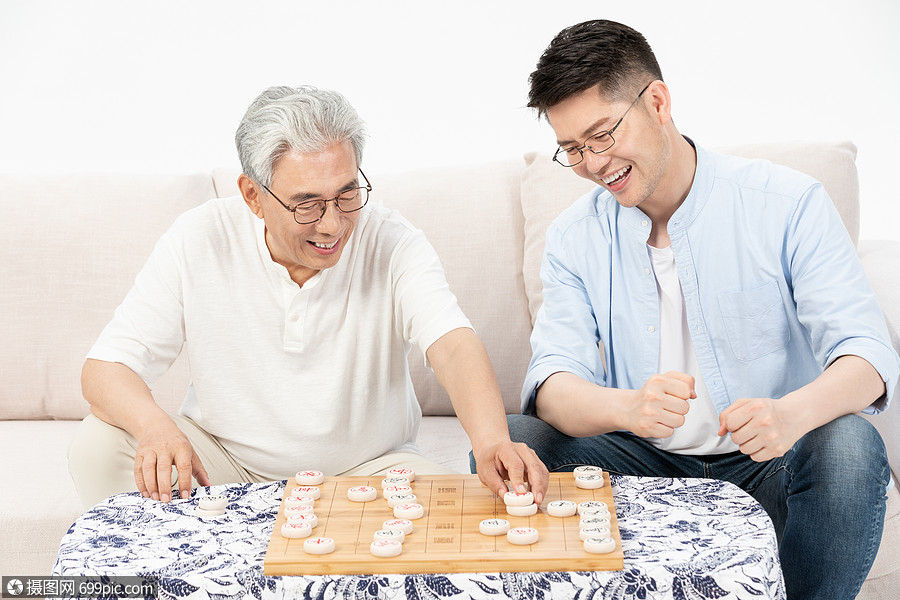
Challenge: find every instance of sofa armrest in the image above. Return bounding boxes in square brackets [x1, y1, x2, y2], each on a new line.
[858, 239, 900, 475]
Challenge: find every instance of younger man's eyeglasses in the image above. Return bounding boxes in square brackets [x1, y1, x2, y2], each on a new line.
[552, 82, 653, 168]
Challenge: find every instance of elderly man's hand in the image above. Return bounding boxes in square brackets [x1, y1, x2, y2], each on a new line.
[133, 420, 211, 502]
[473, 440, 549, 504]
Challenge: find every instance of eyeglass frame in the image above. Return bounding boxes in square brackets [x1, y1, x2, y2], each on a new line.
[261, 168, 372, 225]
[552, 81, 654, 168]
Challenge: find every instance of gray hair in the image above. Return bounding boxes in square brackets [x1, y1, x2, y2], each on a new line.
[235, 86, 367, 187]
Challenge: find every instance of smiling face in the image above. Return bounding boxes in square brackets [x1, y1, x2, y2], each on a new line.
[546, 82, 675, 217]
[239, 141, 362, 287]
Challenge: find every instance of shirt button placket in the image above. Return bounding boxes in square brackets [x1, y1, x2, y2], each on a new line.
[284, 288, 308, 351]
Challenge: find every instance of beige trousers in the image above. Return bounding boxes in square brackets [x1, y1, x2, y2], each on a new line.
[68, 413, 457, 510]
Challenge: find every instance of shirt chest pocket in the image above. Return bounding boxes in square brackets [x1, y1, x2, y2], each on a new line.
[717, 281, 791, 362]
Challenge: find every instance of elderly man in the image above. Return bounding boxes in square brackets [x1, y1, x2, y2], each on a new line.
[508, 20, 899, 599]
[69, 86, 547, 509]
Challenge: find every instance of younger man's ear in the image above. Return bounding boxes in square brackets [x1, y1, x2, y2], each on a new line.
[645, 80, 673, 126]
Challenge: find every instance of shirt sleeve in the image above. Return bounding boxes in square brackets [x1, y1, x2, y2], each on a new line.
[786, 183, 900, 412]
[521, 221, 607, 414]
[86, 224, 186, 389]
[390, 228, 472, 365]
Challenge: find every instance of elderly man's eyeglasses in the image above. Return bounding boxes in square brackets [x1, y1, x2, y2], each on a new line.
[262, 169, 372, 225]
[552, 82, 653, 168]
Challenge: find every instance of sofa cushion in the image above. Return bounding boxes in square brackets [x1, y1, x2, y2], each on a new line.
[520, 140, 862, 326]
[211, 168, 241, 199]
[377, 161, 533, 416]
[520, 152, 597, 325]
[0, 174, 214, 420]
[0, 420, 84, 574]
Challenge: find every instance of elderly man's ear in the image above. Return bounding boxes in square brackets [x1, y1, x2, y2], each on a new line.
[238, 174, 264, 219]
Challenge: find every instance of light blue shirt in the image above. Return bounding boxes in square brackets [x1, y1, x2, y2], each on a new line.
[523, 143, 900, 416]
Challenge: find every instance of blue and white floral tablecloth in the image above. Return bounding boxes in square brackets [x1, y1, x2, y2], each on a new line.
[53, 476, 784, 600]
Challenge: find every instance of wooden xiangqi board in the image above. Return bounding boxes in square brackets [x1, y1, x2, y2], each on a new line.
[264, 473, 623, 575]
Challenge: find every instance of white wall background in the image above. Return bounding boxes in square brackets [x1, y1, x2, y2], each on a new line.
[1, 0, 898, 241]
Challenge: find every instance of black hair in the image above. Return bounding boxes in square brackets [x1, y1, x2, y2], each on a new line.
[528, 20, 663, 118]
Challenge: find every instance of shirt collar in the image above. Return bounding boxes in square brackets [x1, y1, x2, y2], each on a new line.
[668, 138, 714, 234]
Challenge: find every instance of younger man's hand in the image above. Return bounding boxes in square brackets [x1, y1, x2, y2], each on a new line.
[623, 371, 695, 438]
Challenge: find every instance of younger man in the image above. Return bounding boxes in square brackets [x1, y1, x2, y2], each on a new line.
[510, 20, 898, 599]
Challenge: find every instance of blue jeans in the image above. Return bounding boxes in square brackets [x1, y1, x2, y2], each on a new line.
[492, 413, 888, 600]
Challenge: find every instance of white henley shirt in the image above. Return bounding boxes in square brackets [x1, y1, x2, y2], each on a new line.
[88, 196, 471, 479]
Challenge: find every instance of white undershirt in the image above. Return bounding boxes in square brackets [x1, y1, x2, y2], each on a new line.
[646, 244, 738, 455]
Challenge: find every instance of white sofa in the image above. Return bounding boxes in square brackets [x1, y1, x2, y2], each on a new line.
[1, 141, 897, 598]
